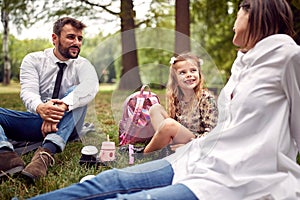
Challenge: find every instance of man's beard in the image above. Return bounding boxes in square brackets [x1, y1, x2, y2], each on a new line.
[58, 41, 80, 59]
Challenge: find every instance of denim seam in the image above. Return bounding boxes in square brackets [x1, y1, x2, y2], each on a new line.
[76, 185, 168, 200]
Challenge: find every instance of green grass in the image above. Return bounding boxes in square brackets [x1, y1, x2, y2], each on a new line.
[0, 92, 108, 200]
[0, 81, 21, 94]
[0, 83, 166, 200]
[1, 83, 299, 199]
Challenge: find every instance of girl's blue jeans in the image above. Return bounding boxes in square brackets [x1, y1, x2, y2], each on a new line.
[0, 87, 87, 152]
[27, 159, 197, 200]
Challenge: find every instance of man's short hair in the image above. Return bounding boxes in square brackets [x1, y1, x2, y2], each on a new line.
[53, 17, 86, 36]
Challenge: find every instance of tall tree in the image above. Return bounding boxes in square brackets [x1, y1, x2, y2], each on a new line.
[1, 3, 10, 85]
[119, 0, 142, 90]
[175, 0, 190, 54]
[1, 0, 38, 85]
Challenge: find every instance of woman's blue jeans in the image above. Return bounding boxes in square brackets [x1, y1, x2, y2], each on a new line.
[28, 159, 197, 200]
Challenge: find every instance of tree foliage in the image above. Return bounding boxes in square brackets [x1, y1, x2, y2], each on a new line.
[1, 0, 300, 85]
[190, 0, 300, 79]
[1, 0, 47, 84]
[190, 0, 239, 79]
[1, 0, 41, 31]
[0, 35, 52, 82]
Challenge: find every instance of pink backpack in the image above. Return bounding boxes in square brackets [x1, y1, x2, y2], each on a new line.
[118, 85, 160, 146]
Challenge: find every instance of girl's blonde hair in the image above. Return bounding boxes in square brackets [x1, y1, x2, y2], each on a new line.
[166, 52, 205, 118]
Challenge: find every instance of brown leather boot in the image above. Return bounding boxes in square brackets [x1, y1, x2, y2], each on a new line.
[0, 151, 25, 178]
[21, 147, 55, 180]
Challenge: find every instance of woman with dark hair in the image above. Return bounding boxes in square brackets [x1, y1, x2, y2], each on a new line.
[28, 0, 300, 199]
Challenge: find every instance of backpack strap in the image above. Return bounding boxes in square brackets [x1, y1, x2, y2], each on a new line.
[140, 84, 150, 93]
[119, 97, 145, 146]
[131, 96, 146, 126]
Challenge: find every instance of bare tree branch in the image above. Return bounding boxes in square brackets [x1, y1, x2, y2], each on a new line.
[79, 0, 120, 16]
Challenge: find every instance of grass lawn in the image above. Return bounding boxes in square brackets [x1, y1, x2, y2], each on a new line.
[1, 83, 299, 199]
[0, 83, 166, 200]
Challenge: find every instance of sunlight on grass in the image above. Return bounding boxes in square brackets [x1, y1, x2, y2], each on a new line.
[0, 81, 21, 94]
[0, 82, 116, 94]
[99, 83, 116, 91]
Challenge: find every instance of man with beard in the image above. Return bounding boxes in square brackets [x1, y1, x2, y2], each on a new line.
[0, 17, 99, 181]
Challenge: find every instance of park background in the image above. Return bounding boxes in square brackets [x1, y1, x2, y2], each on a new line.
[0, 0, 300, 199]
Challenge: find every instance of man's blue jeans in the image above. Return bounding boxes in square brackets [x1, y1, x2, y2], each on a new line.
[0, 106, 86, 152]
[0, 89, 87, 152]
[28, 159, 197, 200]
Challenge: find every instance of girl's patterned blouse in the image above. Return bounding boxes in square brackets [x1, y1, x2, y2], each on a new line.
[175, 90, 218, 137]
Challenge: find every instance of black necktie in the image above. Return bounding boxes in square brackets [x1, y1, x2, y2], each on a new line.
[52, 62, 66, 99]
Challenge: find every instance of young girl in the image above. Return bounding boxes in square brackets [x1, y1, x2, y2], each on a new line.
[144, 53, 218, 153]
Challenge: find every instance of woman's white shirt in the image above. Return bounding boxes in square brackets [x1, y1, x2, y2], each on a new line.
[166, 34, 300, 200]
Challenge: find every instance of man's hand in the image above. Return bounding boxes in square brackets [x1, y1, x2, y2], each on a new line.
[41, 121, 59, 137]
[36, 99, 68, 123]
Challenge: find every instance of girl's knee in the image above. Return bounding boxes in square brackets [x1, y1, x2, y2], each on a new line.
[149, 104, 164, 116]
[158, 118, 179, 136]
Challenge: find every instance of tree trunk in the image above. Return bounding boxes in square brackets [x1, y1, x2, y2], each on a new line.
[118, 0, 142, 91]
[175, 0, 190, 54]
[281, 0, 299, 44]
[290, 1, 300, 44]
[1, 9, 11, 85]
